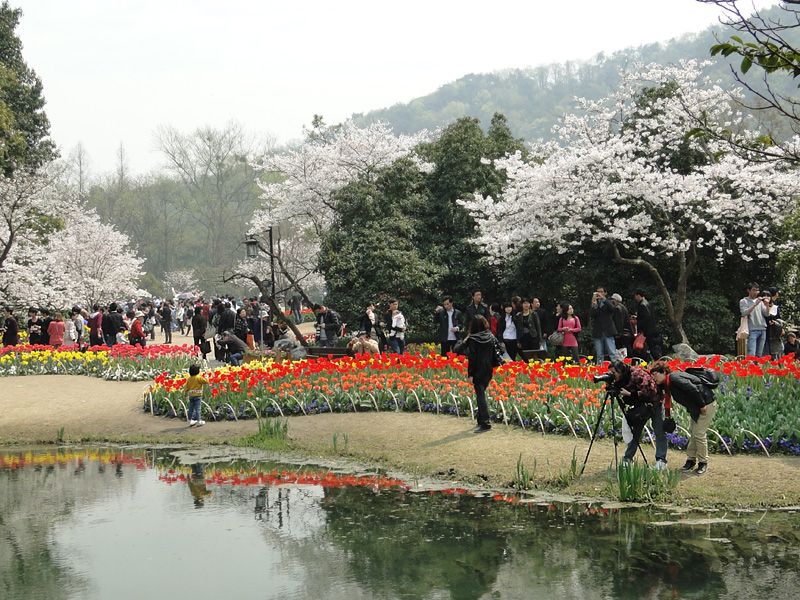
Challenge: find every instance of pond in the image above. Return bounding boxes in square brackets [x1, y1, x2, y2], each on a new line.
[1, 446, 798, 600]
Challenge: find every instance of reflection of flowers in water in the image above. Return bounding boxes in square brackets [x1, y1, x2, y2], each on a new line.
[0, 448, 149, 470]
[158, 465, 409, 490]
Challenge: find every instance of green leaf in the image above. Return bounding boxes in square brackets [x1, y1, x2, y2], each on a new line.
[741, 56, 752, 74]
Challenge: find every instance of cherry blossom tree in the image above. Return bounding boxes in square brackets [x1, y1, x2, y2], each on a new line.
[163, 269, 197, 295]
[5, 209, 145, 308]
[251, 119, 429, 236]
[0, 167, 68, 303]
[1, 166, 145, 308]
[460, 61, 800, 346]
[241, 120, 429, 304]
[0, 167, 65, 273]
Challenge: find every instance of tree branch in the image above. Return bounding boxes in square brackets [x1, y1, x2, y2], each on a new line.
[223, 271, 309, 347]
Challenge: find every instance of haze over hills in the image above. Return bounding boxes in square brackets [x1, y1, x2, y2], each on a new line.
[351, 5, 799, 142]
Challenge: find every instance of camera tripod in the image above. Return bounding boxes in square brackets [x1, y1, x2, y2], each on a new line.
[579, 386, 649, 476]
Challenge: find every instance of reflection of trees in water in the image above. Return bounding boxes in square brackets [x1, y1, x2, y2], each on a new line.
[0, 451, 142, 598]
[496, 504, 800, 600]
[4, 450, 800, 600]
[316, 488, 800, 600]
[319, 487, 507, 600]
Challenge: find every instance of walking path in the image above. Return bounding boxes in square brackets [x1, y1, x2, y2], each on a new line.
[1, 375, 798, 509]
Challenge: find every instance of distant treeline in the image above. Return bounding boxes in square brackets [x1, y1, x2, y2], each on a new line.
[352, 5, 799, 142]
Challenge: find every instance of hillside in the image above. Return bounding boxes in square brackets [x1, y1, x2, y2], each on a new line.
[351, 5, 800, 141]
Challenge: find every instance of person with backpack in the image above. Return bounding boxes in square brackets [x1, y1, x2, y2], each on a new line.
[464, 315, 503, 434]
[650, 362, 719, 475]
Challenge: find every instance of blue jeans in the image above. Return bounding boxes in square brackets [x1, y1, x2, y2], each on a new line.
[593, 335, 617, 364]
[747, 329, 767, 357]
[389, 337, 405, 354]
[229, 352, 243, 366]
[651, 403, 667, 462]
[623, 404, 667, 462]
[188, 396, 202, 422]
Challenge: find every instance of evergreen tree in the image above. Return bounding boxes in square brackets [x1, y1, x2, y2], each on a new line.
[0, 2, 56, 176]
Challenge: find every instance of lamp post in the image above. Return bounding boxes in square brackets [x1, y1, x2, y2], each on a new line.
[245, 228, 275, 296]
[244, 235, 259, 259]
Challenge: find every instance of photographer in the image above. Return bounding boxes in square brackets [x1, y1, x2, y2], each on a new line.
[607, 360, 666, 467]
[650, 362, 717, 475]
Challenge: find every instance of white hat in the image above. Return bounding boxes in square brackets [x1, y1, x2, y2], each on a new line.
[611, 293, 622, 302]
[134, 311, 145, 318]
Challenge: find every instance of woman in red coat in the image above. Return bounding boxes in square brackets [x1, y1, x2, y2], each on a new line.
[128, 310, 146, 347]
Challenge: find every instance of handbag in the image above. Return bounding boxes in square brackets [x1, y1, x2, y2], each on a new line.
[736, 316, 749, 340]
[204, 324, 216, 339]
[492, 338, 507, 368]
[547, 317, 565, 346]
[633, 332, 646, 351]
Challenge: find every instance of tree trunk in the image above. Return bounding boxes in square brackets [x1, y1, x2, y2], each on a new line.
[609, 243, 690, 346]
[229, 274, 309, 347]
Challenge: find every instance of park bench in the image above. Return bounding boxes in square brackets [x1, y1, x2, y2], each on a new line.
[305, 346, 352, 360]
[521, 349, 549, 362]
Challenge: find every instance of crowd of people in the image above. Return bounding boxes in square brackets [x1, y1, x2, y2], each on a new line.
[429, 288, 665, 364]
[2, 282, 796, 369]
[0, 295, 302, 367]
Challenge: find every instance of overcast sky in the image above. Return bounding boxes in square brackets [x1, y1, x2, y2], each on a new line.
[14, 0, 778, 175]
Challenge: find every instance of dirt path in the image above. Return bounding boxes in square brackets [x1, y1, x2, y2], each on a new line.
[1, 375, 798, 508]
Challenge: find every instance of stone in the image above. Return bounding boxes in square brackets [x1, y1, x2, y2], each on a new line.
[671, 343, 699, 361]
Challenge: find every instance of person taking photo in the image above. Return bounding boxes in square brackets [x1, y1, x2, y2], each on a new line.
[650, 362, 717, 475]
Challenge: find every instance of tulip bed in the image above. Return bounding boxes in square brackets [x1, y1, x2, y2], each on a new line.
[0, 344, 200, 381]
[146, 352, 800, 455]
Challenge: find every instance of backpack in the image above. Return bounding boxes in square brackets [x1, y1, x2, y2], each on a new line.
[685, 367, 720, 389]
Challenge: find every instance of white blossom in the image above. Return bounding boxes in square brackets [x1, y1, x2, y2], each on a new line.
[460, 61, 800, 266]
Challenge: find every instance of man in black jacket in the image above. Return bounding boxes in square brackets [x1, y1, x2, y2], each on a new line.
[634, 289, 663, 360]
[103, 303, 126, 346]
[465, 290, 489, 328]
[650, 363, 717, 475]
[590, 287, 617, 364]
[217, 302, 236, 334]
[533, 298, 552, 349]
[314, 303, 342, 348]
[611, 293, 632, 355]
[434, 296, 464, 356]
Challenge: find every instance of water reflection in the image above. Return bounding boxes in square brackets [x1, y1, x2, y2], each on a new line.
[187, 463, 212, 508]
[1, 447, 799, 600]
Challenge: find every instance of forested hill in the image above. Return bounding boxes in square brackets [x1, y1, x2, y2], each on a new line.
[351, 5, 799, 141]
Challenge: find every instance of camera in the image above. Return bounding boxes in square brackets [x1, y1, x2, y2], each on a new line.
[593, 372, 615, 384]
